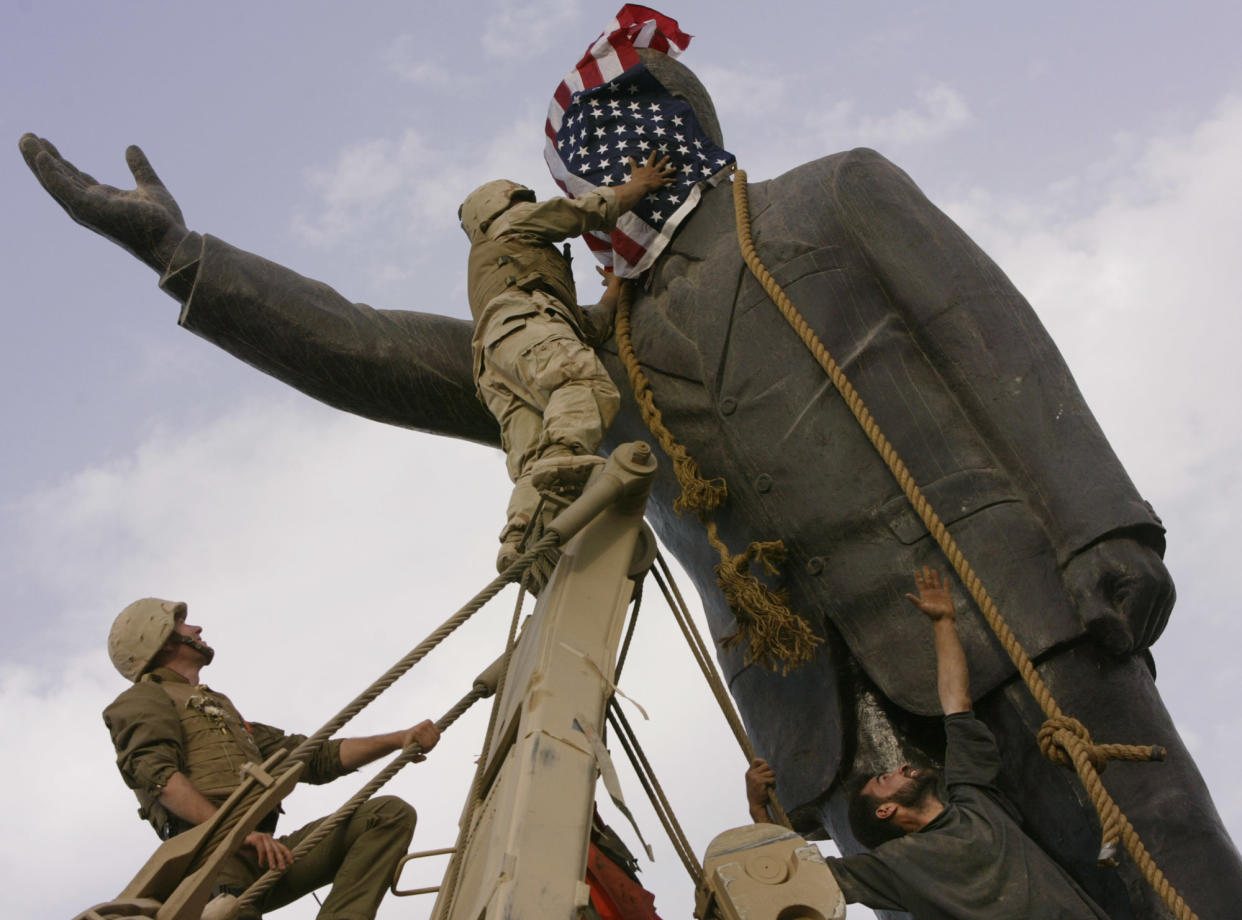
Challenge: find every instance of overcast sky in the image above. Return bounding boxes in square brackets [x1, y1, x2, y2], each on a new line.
[4, 2, 1242, 919]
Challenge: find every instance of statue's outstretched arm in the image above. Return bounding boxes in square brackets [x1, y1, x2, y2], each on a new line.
[19, 135, 498, 448]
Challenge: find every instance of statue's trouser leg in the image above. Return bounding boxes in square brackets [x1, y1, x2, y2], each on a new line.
[974, 643, 1242, 920]
[250, 795, 418, 918]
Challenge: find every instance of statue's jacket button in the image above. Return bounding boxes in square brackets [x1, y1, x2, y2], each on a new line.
[720, 397, 738, 415]
[755, 473, 773, 493]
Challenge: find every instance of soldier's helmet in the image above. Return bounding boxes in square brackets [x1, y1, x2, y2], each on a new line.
[108, 598, 187, 682]
[458, 179, 536, 243]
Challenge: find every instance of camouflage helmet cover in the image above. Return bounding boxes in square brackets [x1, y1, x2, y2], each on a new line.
[458, 179, 536, 242]
[108, 598, 187, 682]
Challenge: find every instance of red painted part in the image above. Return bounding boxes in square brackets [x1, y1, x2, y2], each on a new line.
[586, 842, 663, 920]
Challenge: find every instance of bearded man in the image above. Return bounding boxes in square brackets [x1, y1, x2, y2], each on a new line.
[746, 569, 1109, 920]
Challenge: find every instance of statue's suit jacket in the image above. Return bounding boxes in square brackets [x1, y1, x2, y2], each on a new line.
[166, 148, 1163, 815]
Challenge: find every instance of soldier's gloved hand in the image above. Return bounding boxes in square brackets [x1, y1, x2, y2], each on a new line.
[402, 719, 441, 761]
[1065, 535, 1175, 655]
[243, 831, 294, 871]
[19, 135, 189, 273]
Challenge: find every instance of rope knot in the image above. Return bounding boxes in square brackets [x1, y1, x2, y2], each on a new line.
[1038, 715, 1103, 770]
[1038, 715, 1167, 775]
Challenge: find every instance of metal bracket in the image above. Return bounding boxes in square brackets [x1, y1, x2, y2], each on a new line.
[392, 847, 457, 897]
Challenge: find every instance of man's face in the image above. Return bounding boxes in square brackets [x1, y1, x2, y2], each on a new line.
[171, 614, 215, 664]
[864, 764, 939, 808]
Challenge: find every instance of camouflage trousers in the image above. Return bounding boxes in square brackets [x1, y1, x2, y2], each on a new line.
[478, 310, 620, 543]
[215, 795, 416, 919]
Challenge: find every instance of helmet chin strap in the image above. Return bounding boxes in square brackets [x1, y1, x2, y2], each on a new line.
[173, 631, 215, 665]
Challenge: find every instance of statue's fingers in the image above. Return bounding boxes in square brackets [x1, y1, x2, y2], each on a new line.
[127, 143, 186, 224]
[18, 133, 57, 176]
[126, 144, 167, 191]
[21, 134, 94, 194]
[40, 135, 67, 162]
[30, 149, 84, 206]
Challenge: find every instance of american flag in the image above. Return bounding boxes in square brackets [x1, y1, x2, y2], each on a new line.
[544, 5, 736, 278]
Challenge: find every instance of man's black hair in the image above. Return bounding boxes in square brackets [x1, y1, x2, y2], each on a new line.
[846, 774, 906, 849]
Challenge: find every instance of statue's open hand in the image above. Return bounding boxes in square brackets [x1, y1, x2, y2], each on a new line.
[1065, 535, 1175, 655]
[19, 135, 188, 273]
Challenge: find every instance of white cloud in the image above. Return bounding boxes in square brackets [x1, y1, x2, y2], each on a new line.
[706, 73, 972, 183]
[481, 0, 584, 60]
[288, 111, 553, 307]
[694, 63, 790, 139]
[939, 94, 1242, 503]
[292, 130, 437, 247]
[814, 82, 972, 149]
[384, 34, 452, 87]
[291, 116, 547, 245]
[5, 394, 746, 919]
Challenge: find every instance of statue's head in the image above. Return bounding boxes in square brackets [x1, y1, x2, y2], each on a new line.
[458, 179, 537, 243]
[635, 48, 723, 150]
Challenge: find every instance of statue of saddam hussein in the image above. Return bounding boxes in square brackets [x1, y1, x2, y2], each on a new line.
[19, 6, 1242, 918]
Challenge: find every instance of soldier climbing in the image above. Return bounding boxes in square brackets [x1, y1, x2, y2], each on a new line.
[459, 154, 675, 574]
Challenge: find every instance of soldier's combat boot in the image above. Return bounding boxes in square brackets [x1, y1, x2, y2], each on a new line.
[529, 453, 605, 494]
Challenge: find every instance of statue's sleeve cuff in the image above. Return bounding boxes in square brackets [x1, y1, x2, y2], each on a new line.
[159, 231, 205, 305]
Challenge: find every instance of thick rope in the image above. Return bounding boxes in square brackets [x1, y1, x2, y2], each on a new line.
[192, 532, 560, 869]
[613, 578, 644, 683]
[235, 685, 490, 915]
[651, 554, 792, 830]
[433, 580, 531, 920]
[615, 283, 820, 670]
[614, 291, 727, 517]
[732, 169, 1194, 920]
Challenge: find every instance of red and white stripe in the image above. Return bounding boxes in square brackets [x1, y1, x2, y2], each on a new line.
[544, 6, 693, 276]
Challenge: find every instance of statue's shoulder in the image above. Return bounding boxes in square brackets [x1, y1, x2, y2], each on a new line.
[772, 147, 911, 191]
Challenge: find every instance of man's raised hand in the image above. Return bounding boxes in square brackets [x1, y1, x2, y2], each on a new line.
[904, 567, 956, 622]
[19, 135, 188, 273]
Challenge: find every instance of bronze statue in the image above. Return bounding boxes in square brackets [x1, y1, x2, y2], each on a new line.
[20, 53, 1241, 919]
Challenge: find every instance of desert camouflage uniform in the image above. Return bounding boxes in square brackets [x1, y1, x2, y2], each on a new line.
[467, 188, 623, 547]
[104, 667, 416, 919]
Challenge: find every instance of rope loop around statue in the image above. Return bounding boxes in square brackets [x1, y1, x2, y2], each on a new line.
[614, 283, 820, 671]
[730, 168, 1196, 920]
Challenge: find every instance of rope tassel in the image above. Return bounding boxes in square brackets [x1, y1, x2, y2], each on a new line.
[614, 283, 820, 671]
[672, 454, 727, 515]
[708, 535, 818, 670]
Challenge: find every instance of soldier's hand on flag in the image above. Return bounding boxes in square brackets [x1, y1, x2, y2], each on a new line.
[627, 152, 677, 192]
